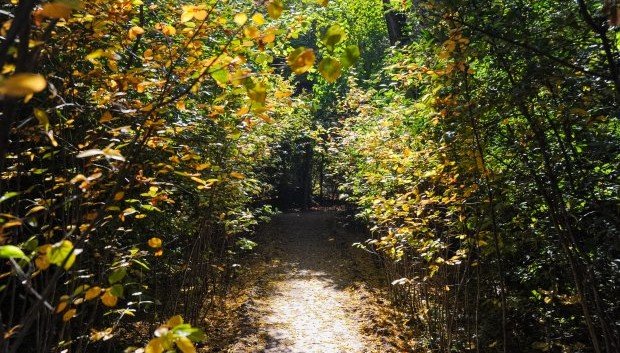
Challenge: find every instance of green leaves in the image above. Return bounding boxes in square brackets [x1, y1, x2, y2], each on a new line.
[321, 24, 346, 52]
[318, 57, 342, 83]
[210, 67, 229, 86]
[0, 245, 28, 260]
[340, 45, 360, 68]
[49, 240, 80, 270]
[245, 78, 267, 110]
[108, 268, 127, 284]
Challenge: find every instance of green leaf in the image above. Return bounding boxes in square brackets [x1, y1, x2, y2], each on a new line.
[110, 284, 124, 297]
[245, 78, 267, 110]
[108, 268, 127, 284]
[340, 45, 360, 68]
[321, 24, 346, 52]
[0, 191, 20, 204]
[210, 68, 228, 85]
[318, 57, 342, 83]
[173, 324, 207, 342]
[49, 240, 78, 270]
[0, 245, 28, 260]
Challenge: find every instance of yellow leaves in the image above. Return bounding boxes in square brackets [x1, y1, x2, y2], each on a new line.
[100, 290, 118, 307]
[35, 244, 52, 270]
[63, 308, 77, 322]
[114, 191, 124, 201]
[287, 47, 315, 75]
[261, 29, 276, 44]
[229, 171, 245, 179]
[317, 0, 329, 6]
[0, 73, 47, 98]
[128, 26, 145, 40]
[144, 316, 204, 353]
[267, 0, 284, 19]
[90, 327, 114, 342]
[145, 338, 165, 353]
[155, 23, 176, 36]
[26, 205, 46, 216]
[166, 315, 183, 327]
[34, 108, 50, 129]
[251, 13, 265, 26]
[147, 237, 162, 248]
[76, 148, 126, 161]
[234, 13, 248, 26]
[243, 26, 260, 39]
[40, 2, 73, 19]
[318, 57, 342, 83]
[176, 337, 196, 353]
[55, 299, 68, 313]
[33, 108, 58, 146]
[181, 5, 207, 23]
[194, 163, 210, 171]
[85, 286, 102, 300]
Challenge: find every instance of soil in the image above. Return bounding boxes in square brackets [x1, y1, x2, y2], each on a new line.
[215, 210, 409, 353]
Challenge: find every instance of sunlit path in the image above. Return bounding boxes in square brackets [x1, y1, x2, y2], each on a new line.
[227, 211, 400, 353]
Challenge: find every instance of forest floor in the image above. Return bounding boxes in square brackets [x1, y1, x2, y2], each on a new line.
[207, 210, 410, 353]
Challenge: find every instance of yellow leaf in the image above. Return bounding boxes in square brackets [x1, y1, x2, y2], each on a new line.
[128, 26, 145, 40]
[148, 237, 162, 248]
[244, 26, 260, 39]
[262, 32, 276, 44]
[251, 13, 265, 25]
[85, 286, 102, 300]
[176, 337, 196, 353]
[166, 315, 183, 327]
[114, 191, 124, 201]
[99, 111, 112, 123]
[0, 73, 46, 97]
[101, 290, 118, 307]
[317, 0, 328, 6]
[180, 10, 194, 23]
[161, 24, 176, 36]
[34, 108, 50, 130]
[40, 3, 73, 19]
[90, 327, 114, 342]
[63, 308, 77, 322]
[145, 338, 165, 353]
[26, 205, 46, 216]
[267, 0, 283, 19]
[287, 47, 315, 74]
[194, 163, 210, 171]
[194, 9, 207, 21]
[230, 172, 245, 179]
[55, 300, 68, 313]
[86, 49, 105, 62]
[35, 244, 52, 270]
[234, 13, 248, 26]
[154, 249, 163, 256]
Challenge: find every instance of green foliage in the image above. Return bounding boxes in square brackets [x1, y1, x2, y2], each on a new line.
[326, 0, 620, 352]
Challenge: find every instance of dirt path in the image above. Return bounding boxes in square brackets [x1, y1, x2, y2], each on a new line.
[224, 211, 407, 353]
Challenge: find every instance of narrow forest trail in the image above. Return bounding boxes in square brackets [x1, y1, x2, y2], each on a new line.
[223, 211, 407, 353]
